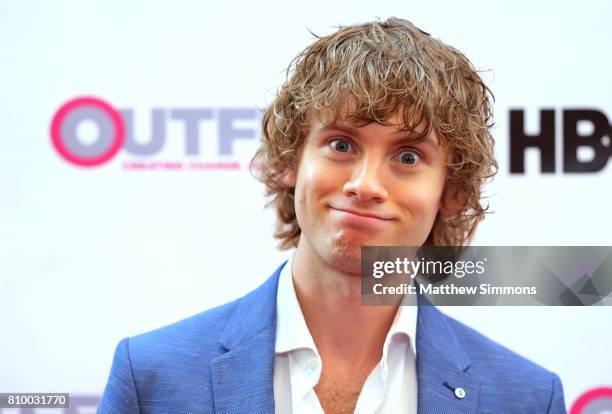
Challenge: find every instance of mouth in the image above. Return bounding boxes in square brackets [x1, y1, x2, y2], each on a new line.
[329, 206, 395, 225]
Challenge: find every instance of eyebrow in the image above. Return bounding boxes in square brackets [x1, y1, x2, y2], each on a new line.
[318, 121, 438, 146]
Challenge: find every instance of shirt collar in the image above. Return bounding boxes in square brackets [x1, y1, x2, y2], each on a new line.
[275, 254, 319, 355]
[275, 254, 417, 357]
[386, 297, 417, 355]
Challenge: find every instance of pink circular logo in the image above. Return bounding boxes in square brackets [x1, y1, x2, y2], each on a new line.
[50, 96, 125, 167]
[571, 387, 612, 414]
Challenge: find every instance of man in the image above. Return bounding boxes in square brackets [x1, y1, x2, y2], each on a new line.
[99, 18, 566, 413]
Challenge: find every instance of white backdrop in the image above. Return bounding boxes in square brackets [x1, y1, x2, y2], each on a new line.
[1, 0, 611, 411]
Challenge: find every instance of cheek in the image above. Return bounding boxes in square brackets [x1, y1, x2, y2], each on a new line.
[294, 160, 340, 223]
[296, 159, 340, 201]
[394, 176, 445, 221]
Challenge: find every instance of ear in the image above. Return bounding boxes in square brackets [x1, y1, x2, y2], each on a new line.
[439, 185, 463, 217]
[278, 166, 297, 188]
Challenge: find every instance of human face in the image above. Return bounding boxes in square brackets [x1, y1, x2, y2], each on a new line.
[283, 112, 449, 275]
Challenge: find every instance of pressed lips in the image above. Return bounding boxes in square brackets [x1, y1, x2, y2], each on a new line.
[328, 206, 395, 227]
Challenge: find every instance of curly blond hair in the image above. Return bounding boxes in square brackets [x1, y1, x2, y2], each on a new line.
[252, 17, 498, 249]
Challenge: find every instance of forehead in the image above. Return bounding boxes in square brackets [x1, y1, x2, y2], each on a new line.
[306, 108, 444, 147]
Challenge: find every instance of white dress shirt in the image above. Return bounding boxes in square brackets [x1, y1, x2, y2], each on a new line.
[273, 255, 418, 414]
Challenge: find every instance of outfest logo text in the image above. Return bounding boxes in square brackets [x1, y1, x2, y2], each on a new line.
[50, 96, 260, 170]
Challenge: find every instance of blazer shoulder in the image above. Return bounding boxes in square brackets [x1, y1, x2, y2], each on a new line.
[100, 264, 284, 412]
[122, 262, 284, 374]
[127, 297, 239, 363]
[445, 313, 553, 376]
[443, 313, 566, 412]
[99, 299, 243, 413]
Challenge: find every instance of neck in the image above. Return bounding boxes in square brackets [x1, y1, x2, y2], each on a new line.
[291, 236, 399, 370]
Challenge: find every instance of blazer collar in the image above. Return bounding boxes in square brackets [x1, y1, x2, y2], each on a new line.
[217, 261, 285, 351]
[211, 262, 481, 413]
[416, 291, 471, 371]
[210, 262, 286, 414]
[415, 290, 481, 413]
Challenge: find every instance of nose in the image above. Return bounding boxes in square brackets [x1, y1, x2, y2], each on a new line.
[342, 157, 389, 203]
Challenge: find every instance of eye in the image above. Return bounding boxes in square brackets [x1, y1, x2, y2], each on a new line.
[397, 149, 421, 165]
[330, 138, 353, 153]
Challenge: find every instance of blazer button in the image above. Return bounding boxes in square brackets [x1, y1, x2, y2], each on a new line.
[454, 387, 466, 399]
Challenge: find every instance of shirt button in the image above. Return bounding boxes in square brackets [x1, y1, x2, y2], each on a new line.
[454, 387, 466, 399]
[307, 359, 318, 370]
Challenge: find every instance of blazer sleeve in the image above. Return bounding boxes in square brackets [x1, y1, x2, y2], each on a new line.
[97, 338, 141, 414]
[547, 373, 567, 414]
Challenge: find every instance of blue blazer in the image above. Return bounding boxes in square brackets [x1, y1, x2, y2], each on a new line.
[98, 261, 567, 413]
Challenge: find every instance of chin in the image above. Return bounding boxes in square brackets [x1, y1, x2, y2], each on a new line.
[324, 231, 368, 275]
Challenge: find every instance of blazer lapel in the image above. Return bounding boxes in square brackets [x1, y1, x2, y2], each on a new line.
[416, 295, 482, 414]
[209, 262, 482, 414]
[210, 262, 286, 414]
